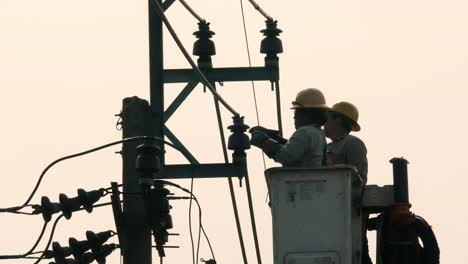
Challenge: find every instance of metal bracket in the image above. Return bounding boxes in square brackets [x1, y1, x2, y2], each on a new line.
[162, 0, 176, 11]
[110, 182, 126, 256]
[163, 126, 199, 164]
[164, 81, 199, 122]
[163, 66, 279, 84]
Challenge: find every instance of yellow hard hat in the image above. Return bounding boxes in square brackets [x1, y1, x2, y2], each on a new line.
[291, 88, 329, 109]
[331, 101, 361, 131]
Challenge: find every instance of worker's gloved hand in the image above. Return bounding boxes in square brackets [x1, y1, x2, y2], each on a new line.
[249, 126, 279, 137]
[249, 130, 270, 148]
[250, 126, 287, 145]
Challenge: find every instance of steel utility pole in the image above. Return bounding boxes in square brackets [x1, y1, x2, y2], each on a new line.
[148, 0, 165, 157]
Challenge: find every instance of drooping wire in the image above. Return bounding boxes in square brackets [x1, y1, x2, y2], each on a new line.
[0, 221, 48, 259]
[0, 136, 183, 213]
[32, 202, 114, 264]
[149, 0, 240, 117]
[246, 0, 273, 21]
[156, 180, 216, 261]
[239, 0, 267, 172]
[188, 178, 196, 264]
[178, 0, 205, 23]
[32, 214, 64, 264]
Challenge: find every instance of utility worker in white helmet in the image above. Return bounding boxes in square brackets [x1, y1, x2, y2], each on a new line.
[324, 101, 371, 264]
[249, 88, 328, 167]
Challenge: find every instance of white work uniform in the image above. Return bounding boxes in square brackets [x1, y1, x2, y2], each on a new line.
[274, 124, 326, 167]
[327, 134, 368, 184]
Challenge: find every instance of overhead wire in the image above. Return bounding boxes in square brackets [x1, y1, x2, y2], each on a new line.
[0, 136, 184, 214]
[33, 214, 64, 264]
[188, 178, 196, 264]
[156, 180, 216, 260]
[0, 221, 48, 259]
[212, 96, 249, 264]
[246, 0, 273, 21]
[32, 202, 114, 264]
[178, 0, 205, 23]
[239, 0, 267, 172]
[239, 1, 266, 264]
[149, 0, 240, 117]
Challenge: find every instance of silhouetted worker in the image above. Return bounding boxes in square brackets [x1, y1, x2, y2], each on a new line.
[249, 88, 328, 167]
[324, 101, 371, 264]
[324, 101, 368, 183]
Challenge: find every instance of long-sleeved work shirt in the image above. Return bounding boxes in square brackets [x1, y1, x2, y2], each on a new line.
[327, 134, 368, 184]
[274, 124, 326, 167]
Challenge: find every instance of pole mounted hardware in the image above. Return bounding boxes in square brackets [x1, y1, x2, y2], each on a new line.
[136, 142, 164, 185]
[110, 182, 126, 256]
[136, 141, 174, 258]
[193, 21, 216, 69]
[32, 188, 107, 221]
[45, 231, 115, 262]
[144, 184, 174, 258]
[260, 20, 283, 66]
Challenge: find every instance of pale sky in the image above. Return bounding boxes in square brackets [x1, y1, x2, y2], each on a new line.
[1, 1, 467, 263]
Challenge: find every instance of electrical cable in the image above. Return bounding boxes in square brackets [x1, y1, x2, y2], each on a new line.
[178, 0, 205, 23]
[239, 0, 267, 172]
[0, 208, 36, 215]
[212, 78, 262, 264]
[149, 0, 240, 117]
[188, 178, 196, 264]
[0, 136, 183, 213]
[32, 202, 114, 264]
[33, 214, 63, 264]
[0, 221, 48, 259]
[212, 96, 249, 264]
[246, 0, 273, 21]
[156, 180, 216, 260]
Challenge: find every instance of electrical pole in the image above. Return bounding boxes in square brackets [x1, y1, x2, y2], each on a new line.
[120, 1, 164, 264]
[121, 97, 155, 264]
[149, 0, 165, 158]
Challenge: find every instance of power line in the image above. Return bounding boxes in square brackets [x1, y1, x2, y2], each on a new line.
[213, 97, 249, 264]
[0, 136, 183, 214]
[246, 0, 273, 21]
[156, 180, 216, 261]
[33, 214, 64, 264]
[32, 202, 114, 264]
[239, 0, 267, 172]
[178, 0, 205, 23]
[0, 221, 48, 259]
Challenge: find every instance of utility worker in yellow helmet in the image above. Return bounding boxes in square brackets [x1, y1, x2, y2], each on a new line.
[324, 101, 368, 184]
[324, 101, 371, 264]
[249, 88, 328, 167]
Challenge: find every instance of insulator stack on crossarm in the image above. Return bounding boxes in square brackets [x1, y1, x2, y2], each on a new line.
[193, 21, 216, 68]
[32, 188, 107, 221]
[228, 116, 251, 160]
[260, 19, 283, 67]
[45, 231, 116, 264]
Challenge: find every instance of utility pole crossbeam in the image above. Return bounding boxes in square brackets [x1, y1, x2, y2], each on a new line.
[163, 67, 279, 83]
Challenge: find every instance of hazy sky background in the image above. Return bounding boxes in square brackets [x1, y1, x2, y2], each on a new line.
[1, 1, 467, 263]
